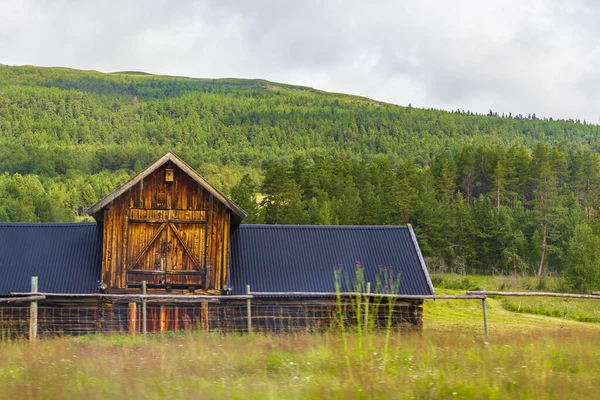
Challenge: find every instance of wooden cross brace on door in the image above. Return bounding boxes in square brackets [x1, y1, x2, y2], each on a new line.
[127, 209, 208, 288]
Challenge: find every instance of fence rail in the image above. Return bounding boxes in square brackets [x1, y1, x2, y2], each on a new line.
[0, 300, 424, 339]
[5, 284, 600, 342]
[467, 290, 600, 299]
[0, 295, 46, 303]
[20, 277, 600, 342]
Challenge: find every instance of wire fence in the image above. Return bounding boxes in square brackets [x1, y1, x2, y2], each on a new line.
[4, 286, 600, 341]
[0, 297, 424, 340]
[0, 277, 492, 341]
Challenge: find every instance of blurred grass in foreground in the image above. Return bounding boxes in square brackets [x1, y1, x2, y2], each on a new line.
[1, 303, 599, 400]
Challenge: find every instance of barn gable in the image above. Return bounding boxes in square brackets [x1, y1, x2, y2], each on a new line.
[86, 152, 247, 294]
[87, 152, 247, 223]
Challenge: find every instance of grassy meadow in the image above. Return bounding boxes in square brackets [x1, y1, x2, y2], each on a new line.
[1, 275, 600, 399]
[1, 329, 599, 399]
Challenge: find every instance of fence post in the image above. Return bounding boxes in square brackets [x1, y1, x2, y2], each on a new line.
[159, 306, 167, 333]
[364, 282, 371, 331]
[29, 276, 38, 343]
[142, 281, 147, 337]
[128, 302, 137, 335]
[246, 285, 252, 333]
[201, 302, 209, 332]
[482, 297, 489, 338]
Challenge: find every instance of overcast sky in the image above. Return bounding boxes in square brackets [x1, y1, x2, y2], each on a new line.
[1, 0, 599, 122]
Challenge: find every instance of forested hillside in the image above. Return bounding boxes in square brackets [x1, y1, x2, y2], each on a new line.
[1, 65, 600, 290]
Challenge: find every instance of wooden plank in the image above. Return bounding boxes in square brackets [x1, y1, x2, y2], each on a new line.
[118, 200, 126, 288]
[210, 199, 218, 289]
[169, 223, 202, 269]
[201, 210, 208, 289]
[128, 270, 166, 275]
[165, 165, 172, 209]
[205, 197, 213, 288]
[215, 205, 224, 289]
[222, 212, 230, 291]
[110, 204, 118, 288]
[101, 208, 110, 286]
[146, 168, 153, 209]
[0, 295, 45, 303]
[129, 218, 206, 224]
[165, 271, 205, 276]
[181, 177, 187, 209]
[121, 200, 129, 290]
[129, 223, 167, 268]
[139, 179, 144, 208]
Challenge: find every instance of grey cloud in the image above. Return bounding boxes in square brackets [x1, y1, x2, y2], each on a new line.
[0, 0, 599, 122]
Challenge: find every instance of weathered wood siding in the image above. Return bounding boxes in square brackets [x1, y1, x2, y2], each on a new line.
[101, 161, 231, 293]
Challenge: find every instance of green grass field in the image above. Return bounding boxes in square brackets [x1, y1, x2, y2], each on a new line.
[433, 273, 600, 325]
[1, 276, 599, 399]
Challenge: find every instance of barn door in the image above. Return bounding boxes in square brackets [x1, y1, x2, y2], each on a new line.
[126, 209, 206, 288]
[164, 222, 206, 286]
[126, 221, 168, 285]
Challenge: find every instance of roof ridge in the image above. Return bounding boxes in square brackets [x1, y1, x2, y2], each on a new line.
[239, 224, 409, 229]
[0, 222, 98, 227]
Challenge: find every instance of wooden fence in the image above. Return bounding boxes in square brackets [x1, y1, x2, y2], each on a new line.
[1, 277, 491, 342]
[9, 278, 600, 342]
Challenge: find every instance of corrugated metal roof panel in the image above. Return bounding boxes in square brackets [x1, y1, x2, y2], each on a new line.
[229, 225, 434, 296]
[0, 223, 102, 295]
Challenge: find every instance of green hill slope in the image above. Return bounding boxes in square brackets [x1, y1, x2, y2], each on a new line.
[1, 64, 597, 177]
[2, 64, 600, 284]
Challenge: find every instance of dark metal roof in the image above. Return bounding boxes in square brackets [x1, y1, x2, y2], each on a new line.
[229, 225, 434, 296]
[0, 223, 102, 295]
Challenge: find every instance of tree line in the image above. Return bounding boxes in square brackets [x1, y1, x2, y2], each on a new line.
[230, 144, 600, 292]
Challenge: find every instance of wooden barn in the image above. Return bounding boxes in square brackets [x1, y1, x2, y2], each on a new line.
[0, 152, 434, 336]
[86, 152, 247, 294]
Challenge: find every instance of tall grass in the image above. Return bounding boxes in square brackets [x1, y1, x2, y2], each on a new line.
[333, 261, 401, 376]
[0, 329, 599, 399]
